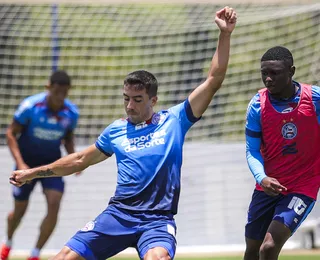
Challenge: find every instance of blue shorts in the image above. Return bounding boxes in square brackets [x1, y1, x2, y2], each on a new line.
[245, 190, 315, 241]
[65, 205, 177, 260]
[13, 177, 64, 201]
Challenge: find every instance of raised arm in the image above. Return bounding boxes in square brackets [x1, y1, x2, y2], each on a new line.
[188, 6, 236, 118]
[10, 144, 109, 187]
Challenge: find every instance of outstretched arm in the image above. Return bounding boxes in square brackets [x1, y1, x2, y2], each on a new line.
[10, 144, 109, 187]
[188, 6, 237, 118]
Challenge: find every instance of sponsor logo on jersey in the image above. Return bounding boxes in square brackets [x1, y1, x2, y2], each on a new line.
[33, 127, 64, 140]
[282, 107, 293, 113]
[135, 122, 148, 130]
[121, 129, 166, 152]
[281, 122, 297, 139]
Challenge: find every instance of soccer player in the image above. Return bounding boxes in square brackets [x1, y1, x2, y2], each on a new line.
[9, 6, 236, 260]
[1, 70, 79, 260]
[244, 46, 320, 260]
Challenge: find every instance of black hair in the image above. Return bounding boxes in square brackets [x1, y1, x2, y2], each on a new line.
[124, 70, 158, 98]
[50, 70, 71, 86]
[261, 46, 294, 66]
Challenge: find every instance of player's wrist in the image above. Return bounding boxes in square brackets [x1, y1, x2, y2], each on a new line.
[257, 174, 268, 185]
[219, 31, 232, 37]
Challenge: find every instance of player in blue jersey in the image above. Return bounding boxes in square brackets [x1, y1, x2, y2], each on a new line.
[244, 46, 320, 260]
[9, 6, 236, 260]
[1, 71, 79, 260]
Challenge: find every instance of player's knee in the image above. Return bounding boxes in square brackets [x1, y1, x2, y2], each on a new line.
[46, 195, 63, 215]
[12, 200, 28, 217]
[9, 207, 27, 221]
[144, 247, 171, 260]
[259, 240, 277, 257]
[47, 196, 62, 209]
[50, 247, 82, 260]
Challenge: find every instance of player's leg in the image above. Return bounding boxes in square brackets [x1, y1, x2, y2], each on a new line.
[49, 246, 85, 260]
[35, 189, 63, 249]
[64, 206, 139, 260]
[243, 238, 262, 260]
[29, 178, 64, 259]
[259, 220, 291, 260]
[244, 190, 281, 260]
[7, 200, 29, 240]
[143, 247, 171, 260]
[1, 182, 36, 260]
[259, 193, 315, 260]
[137, 218, 177, 260]
[50, 246, 86, 260]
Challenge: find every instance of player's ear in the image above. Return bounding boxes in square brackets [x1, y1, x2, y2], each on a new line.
[289, 66, 295, 77]
[151, 96, 158, 107]
[45, 82, 51, 91]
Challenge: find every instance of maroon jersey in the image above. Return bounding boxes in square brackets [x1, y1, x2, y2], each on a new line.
[256, 84, 320, 199]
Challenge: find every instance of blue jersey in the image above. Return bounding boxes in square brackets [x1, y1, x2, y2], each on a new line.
[14, 92, 79, 167]
[95, 99, 199, 214]
[245, 81, 320, 184]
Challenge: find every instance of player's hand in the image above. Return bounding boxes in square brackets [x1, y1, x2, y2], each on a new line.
[260, 177, 287, 197]
[215, 6, 237, 34]
[9, 169, 32, 187]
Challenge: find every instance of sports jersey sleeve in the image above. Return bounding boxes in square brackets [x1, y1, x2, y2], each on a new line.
[311, 85, 320, 124]
[13, 99, 32, 126]
[95, 125, 114, 157]
[245, 94, 266, 184]
[246, 137, 266, 185]
[168, 99, 200, 134]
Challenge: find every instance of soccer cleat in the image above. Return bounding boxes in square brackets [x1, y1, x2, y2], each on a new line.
[27, 257, 40, 260]
[0, 244, 11, 260]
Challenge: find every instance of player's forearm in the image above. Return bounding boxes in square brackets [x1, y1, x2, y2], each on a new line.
[246, 150, 266, 184]
[207, 31, 231, 87]
[24, 152, 87, 179]
[246, 137, 267, 185]
[187, 32, 232, 118]
[6, 130, 25, 166]
[64, 139, 75, 154]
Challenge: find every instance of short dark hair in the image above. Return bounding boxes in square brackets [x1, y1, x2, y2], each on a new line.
[124, 70, 158, 98]
[261, 46, 294, 66]
[50, 70, 71, 86]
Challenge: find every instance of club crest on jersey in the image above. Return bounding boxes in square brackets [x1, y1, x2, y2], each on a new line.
[281, 122, 297, 139]
[151, 113, 166, 125]
[60, 118, 71, 128]
[80, 221, 95, 232]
